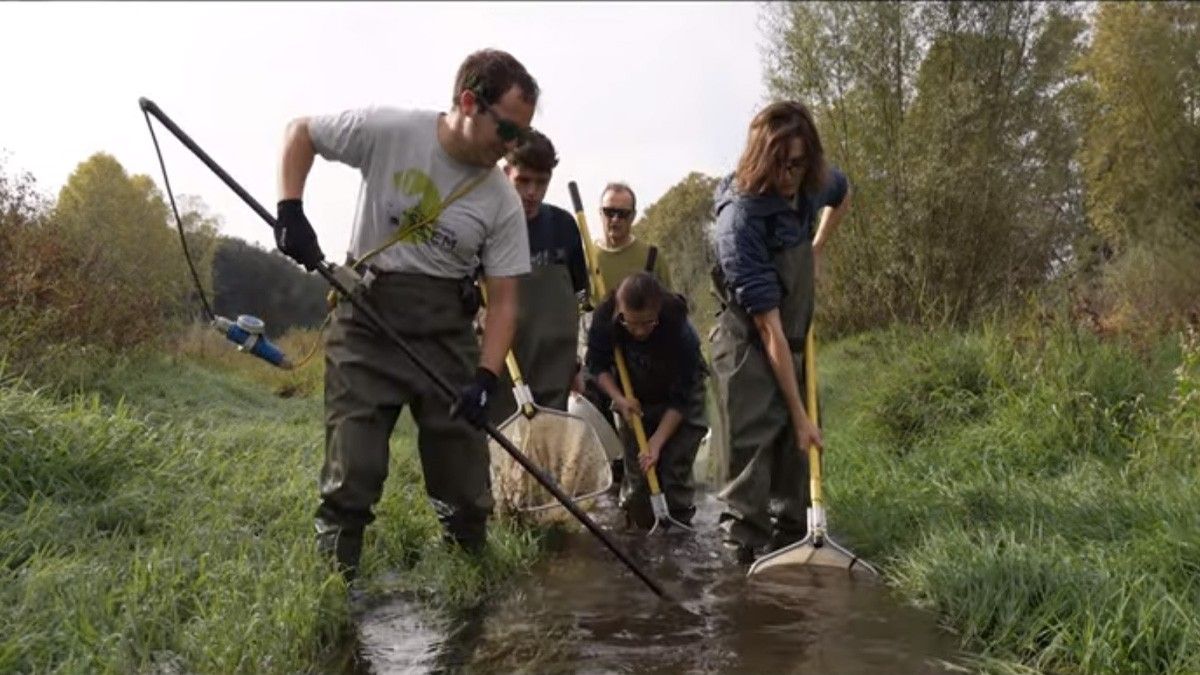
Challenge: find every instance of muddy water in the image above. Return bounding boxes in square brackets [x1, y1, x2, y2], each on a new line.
[348, 493, 966, 674]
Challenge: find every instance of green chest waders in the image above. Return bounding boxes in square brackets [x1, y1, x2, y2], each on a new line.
[712, 238, 814, 552]
[748, 326, 879, 577]
[488, 263, 580, 424]
[318, 273, 493, 573]
[484, 264, 613, 522]
[569, 183, 691, 534]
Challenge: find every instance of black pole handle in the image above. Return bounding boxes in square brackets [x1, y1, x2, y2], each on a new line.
[139, 98, 667, 600]
[568, 181, 584, 214]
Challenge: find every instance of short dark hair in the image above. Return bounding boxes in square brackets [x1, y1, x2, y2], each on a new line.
[451, 48, 540, 109]
[616, 272, 665, 312]
[506, 129, 559, 173]
[600, 182, 637, 212]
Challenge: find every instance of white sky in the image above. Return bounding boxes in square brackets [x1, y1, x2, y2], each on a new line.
[0, 1, 768, 258]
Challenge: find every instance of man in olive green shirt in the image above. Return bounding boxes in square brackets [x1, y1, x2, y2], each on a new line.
[580, 181, 673, 487]
[593, 182, 672, 292]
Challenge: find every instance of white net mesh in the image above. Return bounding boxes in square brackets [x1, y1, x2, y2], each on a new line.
[750, 537, 878, 578]
[488, 407, 614, 524]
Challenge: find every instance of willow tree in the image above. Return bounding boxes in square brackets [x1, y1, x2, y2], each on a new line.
[1077, 2, 1200, 328]
[763, 2, 1088, 334]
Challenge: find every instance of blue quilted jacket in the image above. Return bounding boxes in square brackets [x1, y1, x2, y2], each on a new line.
[711, 168, 848, 314]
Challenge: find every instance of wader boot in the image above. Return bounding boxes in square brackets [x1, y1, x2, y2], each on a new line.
[316, 517, 364, 583]
[712, 238, 815, 556]
[317, 272, 494, 579]
[487, 263, 579, 425]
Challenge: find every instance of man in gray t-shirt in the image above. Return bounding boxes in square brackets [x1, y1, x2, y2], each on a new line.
[274, 48, 538, 582]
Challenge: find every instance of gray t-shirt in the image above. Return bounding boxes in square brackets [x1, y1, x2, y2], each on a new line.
[308, 107, 530, 278]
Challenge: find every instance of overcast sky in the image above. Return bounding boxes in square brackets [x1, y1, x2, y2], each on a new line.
[1, 2, 769, 257]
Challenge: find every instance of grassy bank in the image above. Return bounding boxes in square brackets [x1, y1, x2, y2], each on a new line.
[818, 320, 1200, 674]
[0, 330, 544, 673]
[7, 314, 1199, 672]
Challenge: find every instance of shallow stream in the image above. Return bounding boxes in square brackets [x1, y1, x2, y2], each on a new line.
[345, 493, 965, 674]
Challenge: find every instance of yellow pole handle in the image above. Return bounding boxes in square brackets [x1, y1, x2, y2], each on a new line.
[480, 283, 535, 418]
[569, 183, 664, 496]
[615, 350, 663, 494]
[804, 325, 822, 507]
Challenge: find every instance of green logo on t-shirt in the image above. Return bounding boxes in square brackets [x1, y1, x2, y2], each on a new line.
[391, 169, 442, 244]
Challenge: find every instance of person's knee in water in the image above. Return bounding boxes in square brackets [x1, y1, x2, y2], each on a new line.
[276, 48, 540, 583]
[584, 272, 708, 531]
[709, 100, 852, 563]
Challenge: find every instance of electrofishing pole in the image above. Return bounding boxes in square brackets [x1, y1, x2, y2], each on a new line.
[141, 102, 290, 368]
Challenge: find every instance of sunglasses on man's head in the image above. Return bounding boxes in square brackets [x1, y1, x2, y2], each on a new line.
[602, 207, 634, 220]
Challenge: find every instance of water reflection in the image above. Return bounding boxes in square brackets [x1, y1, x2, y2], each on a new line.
[349, 493, 966, 674]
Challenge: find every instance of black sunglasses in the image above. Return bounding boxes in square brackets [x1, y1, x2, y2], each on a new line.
[477, 98, 530, 144]
[601, 207, 634, 220]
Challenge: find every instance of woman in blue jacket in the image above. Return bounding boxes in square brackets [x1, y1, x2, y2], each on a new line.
[710, 101, 852, 563]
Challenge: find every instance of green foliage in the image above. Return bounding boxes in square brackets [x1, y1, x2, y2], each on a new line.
[172, 194, 222, 315]
[0, 350, 544, 672]
[1, 154, 218, 371]
[1, 150, 323, 384]
[633, 172, 722, 337]
[818, 319, 1200, 673]
[1076, 2, 1200, 330]
[763, 2, 1090, 335]
[211, 236, 329, 338]
[54, 153, 195, 323]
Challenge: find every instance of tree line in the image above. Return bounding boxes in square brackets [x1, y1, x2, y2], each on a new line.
[4, 3, 1197, 366]
[0, 151, 327, 368]
[635, 2, 1199, 339]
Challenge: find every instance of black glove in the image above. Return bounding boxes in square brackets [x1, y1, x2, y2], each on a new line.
[275, 199, 325, 271]
[450, 367, 499, 428]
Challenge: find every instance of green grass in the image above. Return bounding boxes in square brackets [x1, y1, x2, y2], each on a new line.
[817, 321, 1200, 674]
[7, 314, 1199, 673]
[0, 346, 544, 673]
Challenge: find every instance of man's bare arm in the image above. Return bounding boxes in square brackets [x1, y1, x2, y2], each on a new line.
[279, 118, 316, 201]
[479, 275, 519, 376]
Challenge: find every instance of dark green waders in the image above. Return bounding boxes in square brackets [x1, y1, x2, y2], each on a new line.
[617, 392, 708, 529]
[712, 238, 816, 553]
[487, 263, 579, 425]
[316, 273, 494, 580]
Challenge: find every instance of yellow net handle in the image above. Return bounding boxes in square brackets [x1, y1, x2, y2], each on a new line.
[569, 182, 664, 496]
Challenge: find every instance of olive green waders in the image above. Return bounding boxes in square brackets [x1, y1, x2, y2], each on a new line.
[712, 238, 815, 553]
[618, 384, 708, 529]
[316, 273, 492, 579]
[483, 263, 612, 519]
[487, 263, 579, 424]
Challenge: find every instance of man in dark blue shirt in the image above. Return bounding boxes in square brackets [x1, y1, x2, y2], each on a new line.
[487, 130, 591, 425]
[586, 272, 708, 527]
